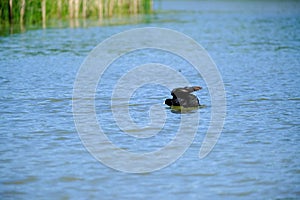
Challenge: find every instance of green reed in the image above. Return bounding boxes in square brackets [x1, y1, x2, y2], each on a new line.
[0, 0, 153, 29]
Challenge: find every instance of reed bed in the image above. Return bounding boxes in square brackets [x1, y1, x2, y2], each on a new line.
[0, 0, 153, 31]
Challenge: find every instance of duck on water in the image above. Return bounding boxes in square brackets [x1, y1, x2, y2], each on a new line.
[164, 86, 202, 110]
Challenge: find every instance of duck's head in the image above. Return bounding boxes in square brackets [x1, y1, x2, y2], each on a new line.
[164, 99, 173, 106]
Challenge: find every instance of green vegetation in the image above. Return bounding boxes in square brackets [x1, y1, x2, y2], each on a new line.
[0, 0, 153, 34]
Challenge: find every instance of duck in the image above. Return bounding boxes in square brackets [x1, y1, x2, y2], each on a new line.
[165, 86, 202, 108]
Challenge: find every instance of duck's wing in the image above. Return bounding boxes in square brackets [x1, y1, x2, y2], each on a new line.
[172, 86, 198, 95]
[184, 86, 202, 92]
[171, 88, 187, 97]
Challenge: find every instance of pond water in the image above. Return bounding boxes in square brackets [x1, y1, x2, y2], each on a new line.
[1, 0, 300, 199]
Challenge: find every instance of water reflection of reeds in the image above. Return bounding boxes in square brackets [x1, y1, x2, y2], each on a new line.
[0, 0, 153, 34]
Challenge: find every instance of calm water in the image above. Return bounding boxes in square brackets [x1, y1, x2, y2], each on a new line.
[1, 0, 300, 199]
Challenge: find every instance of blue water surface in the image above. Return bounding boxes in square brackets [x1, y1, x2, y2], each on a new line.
[0, 0, 300, 199]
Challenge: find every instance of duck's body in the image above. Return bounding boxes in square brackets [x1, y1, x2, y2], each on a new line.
[165, 86, 202, 108]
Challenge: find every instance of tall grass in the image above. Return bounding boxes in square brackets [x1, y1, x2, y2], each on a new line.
[0, 0, 153, 31]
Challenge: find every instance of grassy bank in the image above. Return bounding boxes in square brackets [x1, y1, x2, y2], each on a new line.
[0, 0, 153, 34]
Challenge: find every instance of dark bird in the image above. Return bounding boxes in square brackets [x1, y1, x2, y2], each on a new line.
[165, 86, 202, 108]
